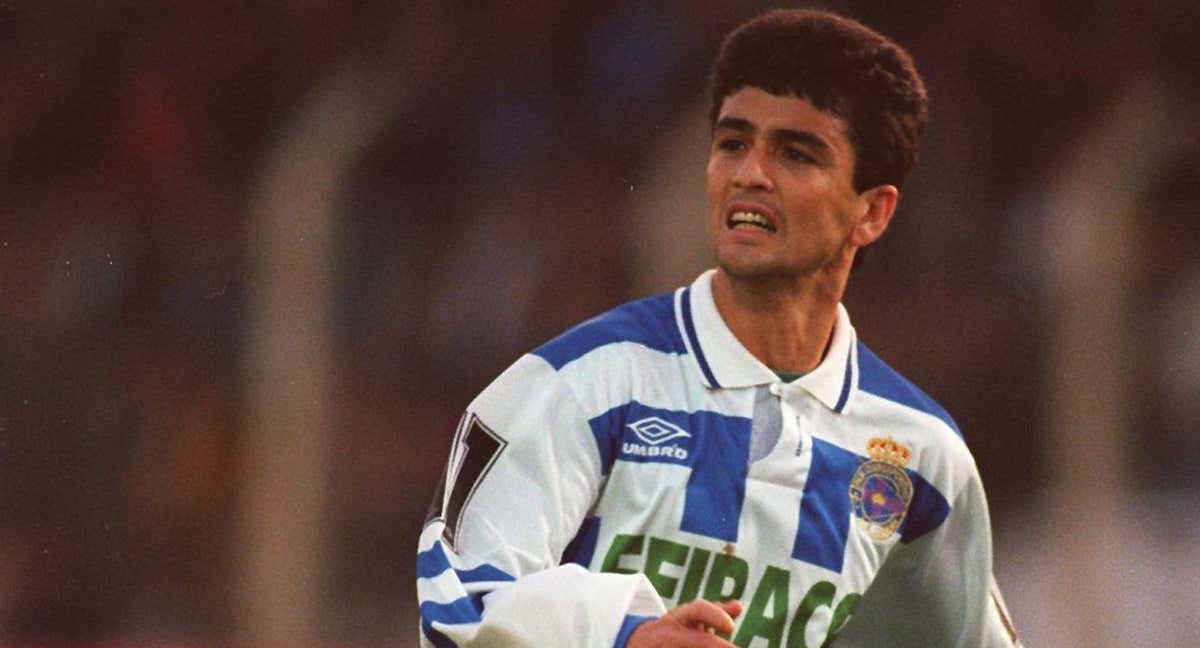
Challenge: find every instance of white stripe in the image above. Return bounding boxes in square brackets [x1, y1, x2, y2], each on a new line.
[558, 341, 744, 420]
[673, 287, 712, 387]
[418, 566, 477, 607]
[418, 523, 516, 579]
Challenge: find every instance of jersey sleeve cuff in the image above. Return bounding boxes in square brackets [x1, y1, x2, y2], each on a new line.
[612, 614, 657, 648]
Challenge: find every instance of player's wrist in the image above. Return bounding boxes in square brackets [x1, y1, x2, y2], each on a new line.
[624, 614, 662, 643]
[615, 614, 658, 648]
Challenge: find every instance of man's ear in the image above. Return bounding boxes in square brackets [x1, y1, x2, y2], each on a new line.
[851, 184, 899, 247]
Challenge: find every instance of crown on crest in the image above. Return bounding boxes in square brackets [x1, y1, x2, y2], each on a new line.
[867, 437, 911, 467]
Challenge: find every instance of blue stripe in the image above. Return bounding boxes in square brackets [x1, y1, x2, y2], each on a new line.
[561, 515, 601, 567]
[532, 293, 686, 370]
[613, 614, 656, 648]
[856, 341, 960, 436]
[416, 541, 452, 579]
[456, 563, 515, 584]
[898, 469, 951, 543]
[588, 401, 701, 473]
[792, 438, 860, 572]
[833, 342, 853, 412]
[679, 410, 752, 542]
[681, 288, 720, 388]
[591, 419, 619, 477]
[419, 594, 485, 648]
[416, 541, 514, 583]
[589, 400, 751, 542]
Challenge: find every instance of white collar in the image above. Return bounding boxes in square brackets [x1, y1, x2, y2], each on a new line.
[673, 269, 859, 413]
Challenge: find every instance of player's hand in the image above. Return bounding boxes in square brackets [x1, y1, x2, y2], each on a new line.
[626, 599, 743, 647]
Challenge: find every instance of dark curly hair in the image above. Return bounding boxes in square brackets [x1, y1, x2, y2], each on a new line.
[709, 9, 929, 193]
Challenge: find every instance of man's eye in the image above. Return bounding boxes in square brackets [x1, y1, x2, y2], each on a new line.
[783, 147, 813, 163]
[716, 138, 745, 152]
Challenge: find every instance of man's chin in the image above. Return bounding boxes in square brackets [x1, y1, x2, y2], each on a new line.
[715, 257, 788, 281]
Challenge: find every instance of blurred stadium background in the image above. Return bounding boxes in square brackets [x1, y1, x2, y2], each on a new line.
[2, 1, 1198, 646]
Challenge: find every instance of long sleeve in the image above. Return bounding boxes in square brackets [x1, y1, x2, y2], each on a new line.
[416, 354, 666, 648]
[833, 467, 1020, 647]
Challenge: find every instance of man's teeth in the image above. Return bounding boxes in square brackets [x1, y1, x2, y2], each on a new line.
[729, 211, 774, 231]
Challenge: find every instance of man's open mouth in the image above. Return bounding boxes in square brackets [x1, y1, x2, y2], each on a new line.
[728, 211, 777, 232]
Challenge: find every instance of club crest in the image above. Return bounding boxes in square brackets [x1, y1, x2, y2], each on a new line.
[849, 437, 913, 541]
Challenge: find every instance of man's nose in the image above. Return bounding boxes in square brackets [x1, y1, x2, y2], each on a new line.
[732, 145, 773, 190]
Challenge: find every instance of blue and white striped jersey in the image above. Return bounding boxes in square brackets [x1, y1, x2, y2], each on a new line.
[417, 270, 1018, 647]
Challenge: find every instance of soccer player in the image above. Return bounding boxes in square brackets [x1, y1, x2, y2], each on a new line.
[417, 9, 1019, 647]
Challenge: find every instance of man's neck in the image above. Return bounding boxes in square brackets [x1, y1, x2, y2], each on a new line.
[710, 266, 848, 374]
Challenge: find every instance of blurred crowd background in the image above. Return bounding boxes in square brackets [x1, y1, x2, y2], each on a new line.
[2, 1, 1198, 646]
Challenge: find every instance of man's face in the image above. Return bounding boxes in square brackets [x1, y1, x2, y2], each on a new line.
[706, 86, 868, 281]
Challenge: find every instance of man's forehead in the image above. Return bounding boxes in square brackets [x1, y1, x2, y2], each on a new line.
[716, 87, 850, 147]
[718, 87, 842, 122]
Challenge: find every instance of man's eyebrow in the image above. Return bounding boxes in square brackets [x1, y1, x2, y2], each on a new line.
[713, 117, 755, 133]
[773, 128, 832, 154]
[713, 117, 833, 155]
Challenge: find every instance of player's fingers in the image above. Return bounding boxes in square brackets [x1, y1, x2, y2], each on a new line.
[717, 598, 743, 620]
[626, 616, 738, 648]
[669, 599, 739, 635]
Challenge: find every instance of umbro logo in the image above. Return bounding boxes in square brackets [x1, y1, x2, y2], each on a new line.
[627, 417, 691, 446]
